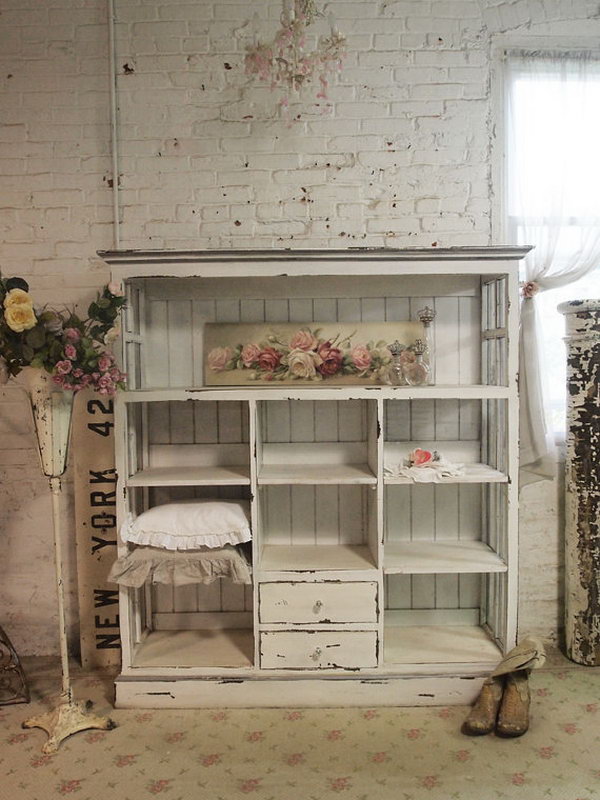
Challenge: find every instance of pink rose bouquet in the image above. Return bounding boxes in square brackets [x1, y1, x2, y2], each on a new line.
[0, 271, 127, 395]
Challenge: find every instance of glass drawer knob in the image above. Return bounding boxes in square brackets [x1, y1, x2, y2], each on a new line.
[311, 647, 322, 661]
[314, 600, 323, 612]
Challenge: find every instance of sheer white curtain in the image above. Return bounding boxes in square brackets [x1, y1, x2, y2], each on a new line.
[506, 53, 600, 485]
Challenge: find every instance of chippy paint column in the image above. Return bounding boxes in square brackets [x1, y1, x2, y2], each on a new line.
[558, 299, 600, 666]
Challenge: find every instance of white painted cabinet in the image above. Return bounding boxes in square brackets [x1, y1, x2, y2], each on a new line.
[100, 247, 527, 708]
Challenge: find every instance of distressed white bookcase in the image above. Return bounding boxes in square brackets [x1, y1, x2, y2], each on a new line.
[99, 247, 527, 709]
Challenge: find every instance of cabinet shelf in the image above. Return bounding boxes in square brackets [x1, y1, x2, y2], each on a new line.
[384, 463, 508, 485]
[258, 463, 376, 485]
[383, 624, 502, 666]
[260, 544, 376, 572]
[127, 465, 251, 486]
[383, 541, 507, 574]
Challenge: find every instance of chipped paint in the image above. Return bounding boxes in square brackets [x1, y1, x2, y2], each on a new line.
[559, 300, 600, 666]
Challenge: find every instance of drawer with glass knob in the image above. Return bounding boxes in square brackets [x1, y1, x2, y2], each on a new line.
[259, 581, 378, 625]
[260, 630, 378, 670]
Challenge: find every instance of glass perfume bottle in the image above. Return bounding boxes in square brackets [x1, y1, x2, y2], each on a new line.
[387, 340, 407, 385]
[403, 339, 431, 386]
[417, 305, 436, 384]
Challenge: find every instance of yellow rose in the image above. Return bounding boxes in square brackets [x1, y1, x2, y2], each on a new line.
[4, 304, 37, 332]
[4, 288, 34, 309]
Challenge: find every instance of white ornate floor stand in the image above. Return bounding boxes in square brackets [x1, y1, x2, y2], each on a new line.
[20, 369, 116, 753]
[558, 300, 600, 666]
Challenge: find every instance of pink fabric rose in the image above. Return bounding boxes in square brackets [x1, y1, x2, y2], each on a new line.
[64, 344, 77, 360]
[107, 281, 124, 297]
[290, 329, 318, 351]
[97, 373, 116, 395]
[241, 343, 261, 368]
[350, 344, 371, 371]
[207, 346, 233, 372]
[64, 327, 81, 342]
[521, 280, 540, 299]
[258, 346, 281, 372]
[55, 360, 72, 375]
[409, 448, 433, 467]
[317, 342, 343, 376]
[98, 353, 112, 372]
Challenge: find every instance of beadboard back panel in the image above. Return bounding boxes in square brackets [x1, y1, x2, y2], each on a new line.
[133, 274, 482, 390]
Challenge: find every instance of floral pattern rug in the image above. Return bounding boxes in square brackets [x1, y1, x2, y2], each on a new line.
[1, 658, 599, 800]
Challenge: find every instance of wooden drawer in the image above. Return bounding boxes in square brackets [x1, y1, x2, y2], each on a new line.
[260, 630, 378, 670]
[259, 581, 378, 624]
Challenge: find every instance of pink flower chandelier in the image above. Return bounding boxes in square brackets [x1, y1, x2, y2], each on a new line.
[244, 0, 346, 115]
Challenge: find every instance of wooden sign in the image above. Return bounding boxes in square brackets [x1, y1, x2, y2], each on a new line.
[73, 390, 121, 669]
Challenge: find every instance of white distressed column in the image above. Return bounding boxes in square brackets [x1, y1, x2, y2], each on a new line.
[558, 299, 600, 666]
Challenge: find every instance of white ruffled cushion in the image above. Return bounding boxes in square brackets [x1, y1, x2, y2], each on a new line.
[108, 545, 252, 588]
[121, 500, 251, 550]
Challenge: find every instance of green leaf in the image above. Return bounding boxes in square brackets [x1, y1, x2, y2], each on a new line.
[25, 325, 46, 348]
[22, 344, 34, 362]
[5, 276, 29, 292]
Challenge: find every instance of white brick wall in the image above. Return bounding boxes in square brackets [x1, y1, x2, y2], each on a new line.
[2, 0, 599, 653]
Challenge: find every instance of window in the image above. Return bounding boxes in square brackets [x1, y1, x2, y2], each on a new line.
[506, 54, 600, 435]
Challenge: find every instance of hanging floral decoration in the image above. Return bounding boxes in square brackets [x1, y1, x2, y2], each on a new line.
[244, 0, 346, 113]
[0, 272, 127, 395]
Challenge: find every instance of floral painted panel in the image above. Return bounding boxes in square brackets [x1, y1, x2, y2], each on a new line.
[204, 322, 423, 385]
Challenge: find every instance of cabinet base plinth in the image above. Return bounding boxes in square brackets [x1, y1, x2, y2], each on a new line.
[115, 674, 486, 709]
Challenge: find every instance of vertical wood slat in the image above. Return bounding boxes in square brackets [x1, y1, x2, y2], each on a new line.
[167, 301, 193, 388]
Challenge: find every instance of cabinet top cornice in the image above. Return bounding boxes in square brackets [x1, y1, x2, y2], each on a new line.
[99, 246, 532, 265]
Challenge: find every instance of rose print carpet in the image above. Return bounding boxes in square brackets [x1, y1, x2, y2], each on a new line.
[1, 656, 599, 800]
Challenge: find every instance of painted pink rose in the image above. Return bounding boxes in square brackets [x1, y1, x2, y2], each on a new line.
[31, 754, 52, 768]
[115, 754, 137, 767]
[287, 349, 318, 378]
[406, 728, 422, 739]
[285, 753, 305, 766]
[85, 731, 106, 743]
[437, 707, 451, 718]
[55, 359, 72, 375]
[134, 712, 153, 723]
[317, 342, 343, 376]
[246, 730, 265, 742]
[421, 775, 439, 789]
[563, 723, 578, 734]
[290, 329, 318, 351]
[329, 777, 352, 792]
[258, 346, 282, 372]
[209, 711, 227, 722]
[207, 346, 233, 372]
[538, 746, 555, 759]
[166, 731, 185, 743]
[58, 780, 82, 794]
[98, 353, 112, 372]
[239, 778, 261, 793]
[455, 749, 470, 762]
[363, 709, 378, 719]
[241, 343, 261, 367]
[201, 753, 222, 767]
[326, 729, 344, 741]
[148, 779, 171, 794]
[512, 773, 526, 786]
[8, 733, 31, 744]
[371, 752, 389, 763]
[586, 703, 598, 713]
[350, 344, 371, 371]
[284, 710, 303, 721]
[64, 344, 77, 360]
[64, 327, 81, 342]
[536, 687, 549, 697]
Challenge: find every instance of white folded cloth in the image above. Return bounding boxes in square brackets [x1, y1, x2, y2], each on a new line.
[384, 460, 465, 483]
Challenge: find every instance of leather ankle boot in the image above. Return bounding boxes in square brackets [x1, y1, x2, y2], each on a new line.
[461, 676, 504, 736]
[496, 670, 530, 737]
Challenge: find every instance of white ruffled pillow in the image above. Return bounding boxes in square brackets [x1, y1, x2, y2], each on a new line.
[121, 500, 251, 551]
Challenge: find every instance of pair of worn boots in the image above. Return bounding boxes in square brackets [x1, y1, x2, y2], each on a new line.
[462, 669, 530, 737]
